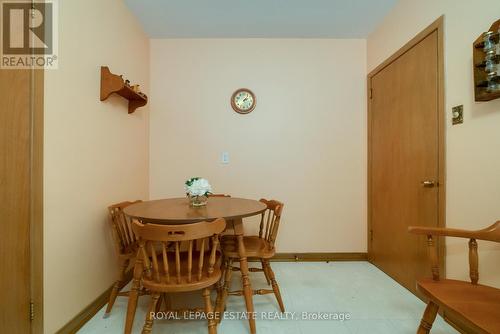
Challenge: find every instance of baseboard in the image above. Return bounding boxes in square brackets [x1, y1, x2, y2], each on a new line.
[55, 271, 132, 334]
[263, 252, 368, 262]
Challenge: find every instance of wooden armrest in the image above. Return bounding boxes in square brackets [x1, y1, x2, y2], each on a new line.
[408, 221, 500, 242]
[409, 221, 500, 284]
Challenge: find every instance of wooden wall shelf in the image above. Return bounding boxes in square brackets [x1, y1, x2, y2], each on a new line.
[100, 66, 148, 113]
[473, 19, 500, 102]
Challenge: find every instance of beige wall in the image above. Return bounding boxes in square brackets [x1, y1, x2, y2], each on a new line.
[368, 0, 500, 287]
[149, 39, 367, 253]
[43, 0, 149, 332]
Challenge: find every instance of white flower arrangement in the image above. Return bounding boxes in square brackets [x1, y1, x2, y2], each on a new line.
[184, 177, 212, 197]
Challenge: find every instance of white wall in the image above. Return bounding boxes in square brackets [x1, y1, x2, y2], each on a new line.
[368, 0, 500, 287]
[149, 39, 367, 253]
[43, 0, 149, 332]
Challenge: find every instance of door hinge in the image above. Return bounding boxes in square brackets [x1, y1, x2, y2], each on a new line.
[370, 230, 374, 242]
[369, 88, 373, 99]
[30, 301, 34, 321]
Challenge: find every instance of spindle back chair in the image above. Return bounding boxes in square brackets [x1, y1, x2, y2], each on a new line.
[105, 200, 142, 316]
[132, 218, 226, 334]
[218, 199, 285, 316]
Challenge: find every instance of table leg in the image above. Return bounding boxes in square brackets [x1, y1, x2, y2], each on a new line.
[233, 218, 256, 334]
[124, 256, 143, 334]
[215, 219, 233, 320]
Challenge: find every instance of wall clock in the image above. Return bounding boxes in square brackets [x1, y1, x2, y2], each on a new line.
[231, 88, 256, 114]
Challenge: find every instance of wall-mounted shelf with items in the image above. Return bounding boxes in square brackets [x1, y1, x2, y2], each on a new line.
[473, 19, 500, 102]
[100, 66, 148, 113]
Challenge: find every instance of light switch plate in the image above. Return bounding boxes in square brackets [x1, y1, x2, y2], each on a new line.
[452, 105, 463, 125]
[221, 152, 229, 164]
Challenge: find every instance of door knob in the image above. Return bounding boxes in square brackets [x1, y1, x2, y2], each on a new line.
[421, 180, 437, 187]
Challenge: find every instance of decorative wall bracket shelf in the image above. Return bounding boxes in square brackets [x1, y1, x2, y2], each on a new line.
[473, 19, 500, 102]
[100, 66, 148, 113]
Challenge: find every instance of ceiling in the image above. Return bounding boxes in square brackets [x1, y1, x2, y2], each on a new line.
[124, 0, 398, 38]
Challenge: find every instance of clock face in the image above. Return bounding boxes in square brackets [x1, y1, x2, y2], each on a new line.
[231, 89, 256, 114]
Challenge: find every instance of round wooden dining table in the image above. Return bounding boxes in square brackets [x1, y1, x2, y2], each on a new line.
[122, 197, 266, 334]
[124, 196, 266, 224]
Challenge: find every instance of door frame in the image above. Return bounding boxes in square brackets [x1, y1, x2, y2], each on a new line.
[0, 68, 43, 332]
[367, 16, 446, 278]
[31, 68, 44, 334]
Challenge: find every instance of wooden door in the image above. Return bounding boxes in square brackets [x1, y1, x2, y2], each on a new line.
[368, 24, 444, 295]
[0, 69, 33, 333]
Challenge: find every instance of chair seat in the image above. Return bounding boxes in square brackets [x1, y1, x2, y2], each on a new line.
[417, 278, 500, 334]
[221, 235, 275, 259]
[142, 251, 222, 293]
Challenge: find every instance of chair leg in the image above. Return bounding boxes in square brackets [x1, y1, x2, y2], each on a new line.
[155, 293, 163, 313]
[104, 259, 129, 317]
[417, 301, 439, 334]
[125, 258, 143, 334]
[214, 256, 226, 311]
[203, 288, 217, 334]
[142, 293, 160, 334]
[261, 259, 271, 285]
[264, 260, 285, 312]
[215, 258, 233, 323]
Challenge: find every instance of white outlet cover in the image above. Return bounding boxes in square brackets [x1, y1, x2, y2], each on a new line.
[221, 152, 229, 164]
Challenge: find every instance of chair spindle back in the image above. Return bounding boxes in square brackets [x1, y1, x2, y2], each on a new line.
[132, 218, 226, 285]
[258, 199, 284, 248]
[108, 200, 142, 255]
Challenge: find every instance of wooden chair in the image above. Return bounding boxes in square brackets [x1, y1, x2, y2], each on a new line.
[217, 199, 285, 316]
[105, 200, 142, 317]
[132, 218, 226, 334]
[409, 221, 500, 334]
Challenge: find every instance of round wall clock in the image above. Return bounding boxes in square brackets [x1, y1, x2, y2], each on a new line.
[231, 88, 256, 114]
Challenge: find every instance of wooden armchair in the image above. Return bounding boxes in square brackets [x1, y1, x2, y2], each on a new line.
[408, 221, 500, 334]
